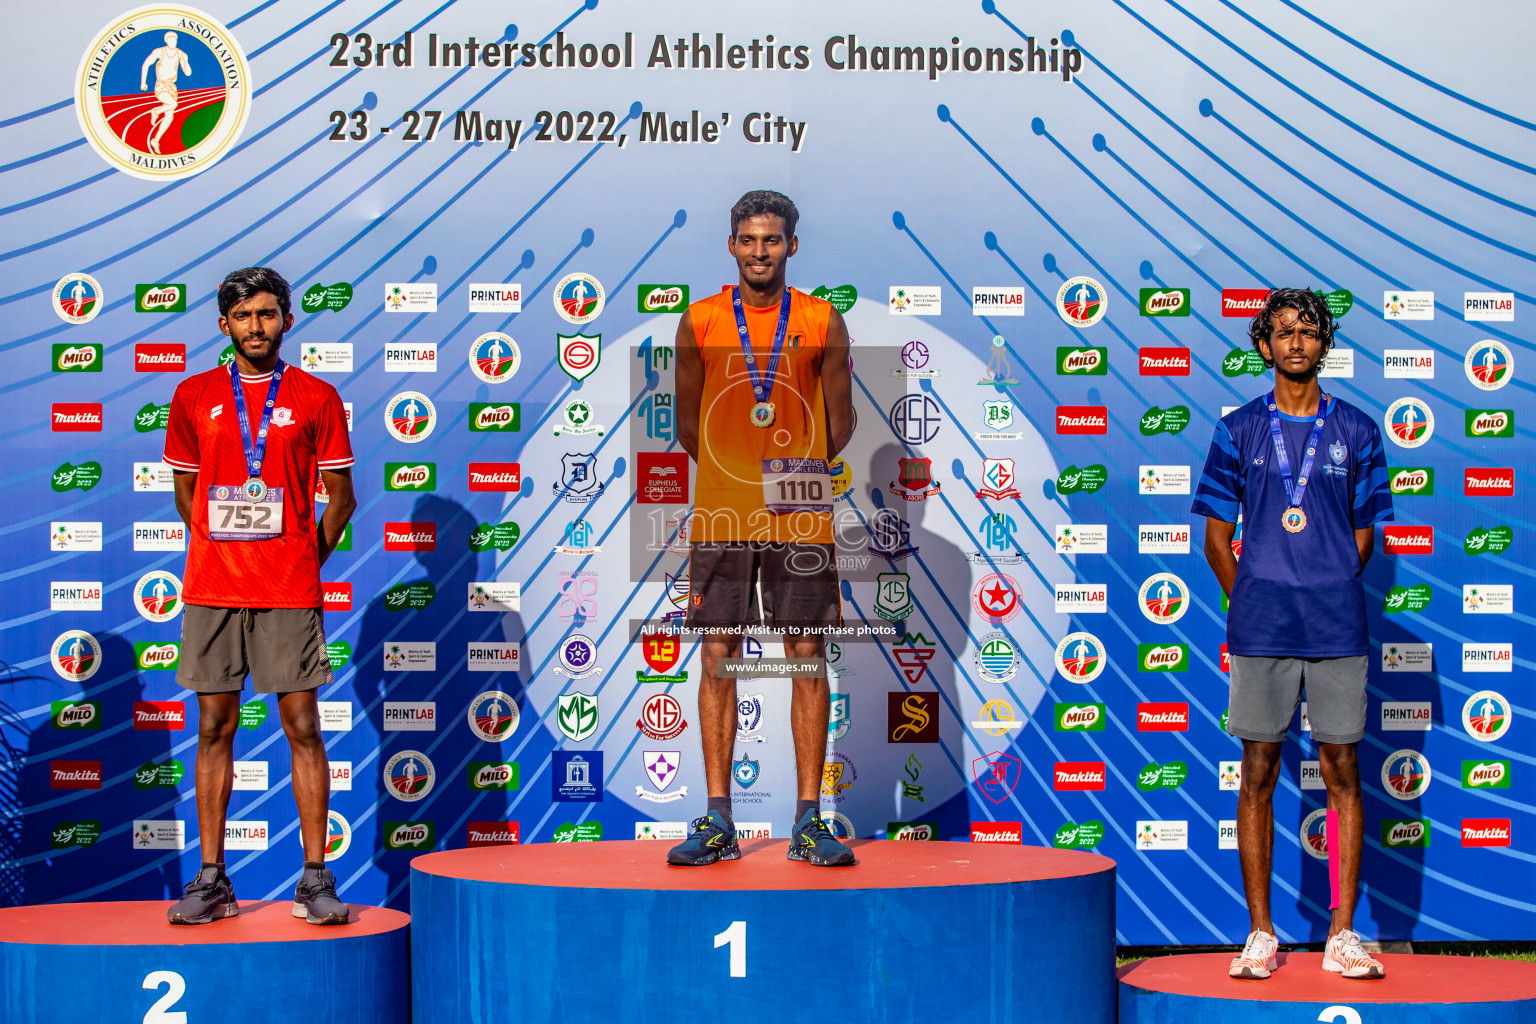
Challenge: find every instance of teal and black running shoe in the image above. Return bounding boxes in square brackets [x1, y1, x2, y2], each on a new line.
[786, 808, 856, 866]
[666, 810, 740, 865]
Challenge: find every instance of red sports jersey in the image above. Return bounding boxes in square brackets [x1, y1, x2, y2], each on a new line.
[163, 363, 352, 608]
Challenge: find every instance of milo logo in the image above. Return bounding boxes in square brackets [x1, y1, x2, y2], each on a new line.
[1465, 525, 1513, 556]
[1383, 584, 1432, 613]
[888, 822, 937, 840]
[1139, 405, 1190, 436]
[1056, 464, 1108, 495]
[1222, 349, 1268, 377]
[135, 284, 185, 312]
[384, 821, 436, 849]
[638, 284, 689, 312]
[51, 819, 102, 849]
[134, 759, 186, 790]
[51, 701, 101, 729]
[1138, 287, 1190, 316]
[1138, 644, 1188, 671]
[52, 461, 103, 492]
[1463, 760, 1510, 789]
[384, 582, 435, 612]
[469, 762, 519, 790]
[134, 402, 171, 432]
[1052, 819, 1105, 849]
[1137, 761, 1188, 791]
[1466, 409, 1514, 437]
[386, 463, 436, 491]
[53, 344, 102, 372]
[469, 403, 520, 431]
[1390, 468, 1433, 495]
[468, 521, 521, 552]
[1381, 819, 1430, 847]
[1054, 703, 1105, 731]
[1056, 347, 1107, 375]
[301, 282, 353, 312]
[134, 642, 180, 670]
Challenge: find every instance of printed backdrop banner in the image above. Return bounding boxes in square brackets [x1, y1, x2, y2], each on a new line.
[1, 0, 1531, 945]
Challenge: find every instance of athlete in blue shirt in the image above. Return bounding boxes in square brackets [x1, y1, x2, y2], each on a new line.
[1192, 289, 1394, 981]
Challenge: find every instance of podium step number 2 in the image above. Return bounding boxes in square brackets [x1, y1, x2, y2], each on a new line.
[143, 971, 188, 1024]
[714, 921, 747, 978]
[1318, 1009, 1360, 1024]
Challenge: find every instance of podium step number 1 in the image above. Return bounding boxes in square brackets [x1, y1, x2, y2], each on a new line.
[714, 921, 747, 978]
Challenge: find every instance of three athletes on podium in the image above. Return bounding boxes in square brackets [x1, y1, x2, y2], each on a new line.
[163, 267, 357, 925]
[666, 190, 859, 867]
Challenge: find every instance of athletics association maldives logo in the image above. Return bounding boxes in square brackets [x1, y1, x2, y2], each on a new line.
[1382, 749, 1431, 800]
[75, 5, 252, 181]
[324, 810, 351, 860]
[385, 392, 435, 442]
[554, 273, 605, 324]
[467, 691, 519, 742]
[53, 274, 103, 324]
[1055, 632, 1106, 684]
[1465, 340, 1513, 391]
[1462, 690, 1511, 743]
[384, 750, 435, 802]
[1056, 276, 1107, 327]
[1138, 573, 1188, 624]
[1300, 808, 1329, 861]
[470, 332, 520, 383]
[1384, 397, 1433, 448]
[133, 570, 182, 622]
[51, 630, 103, 682]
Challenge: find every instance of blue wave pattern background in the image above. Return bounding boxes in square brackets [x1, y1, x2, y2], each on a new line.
[0, 0, 1531, 944]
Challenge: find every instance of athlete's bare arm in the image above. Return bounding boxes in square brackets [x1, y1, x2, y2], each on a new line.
[173, 470, 197, 530]
[675, 309, 702, 462]
[317, 468, 356, 566]
[1354, 525, 1374, 569]
[1203, 516, 1238, 596]
[821, 309, 854, 459]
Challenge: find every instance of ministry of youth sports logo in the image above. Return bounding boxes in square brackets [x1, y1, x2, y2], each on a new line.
[75, 5, 252, 181]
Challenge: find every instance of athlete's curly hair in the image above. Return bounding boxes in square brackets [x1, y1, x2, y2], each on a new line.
[1249, 287, 1335, 368]
[730, 190, 799, 239]
[218, 266, 292, 317]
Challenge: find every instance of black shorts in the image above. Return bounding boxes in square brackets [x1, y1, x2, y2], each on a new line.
[685, 542, 841, 631]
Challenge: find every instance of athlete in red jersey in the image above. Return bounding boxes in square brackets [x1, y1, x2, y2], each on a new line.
[162, 267, 357, 926]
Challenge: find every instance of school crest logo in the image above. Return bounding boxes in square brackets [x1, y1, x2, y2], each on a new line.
[555, 452, 605, 502]
[75, 5, 252, 181]
[972, 750, 1022, 803]
[973, 572, 1021, 621]
[874, 572, 913, 621]
[557, 692, 599, 742]
[732, 756, 760, 789]
[554, 273, 605, 324]
[889, 456, 940, 501]
[470, 332, 520, 383]
[974, 632, 1019, 682]
[385, 392, 436, 442]
[557, 333, 602, 381]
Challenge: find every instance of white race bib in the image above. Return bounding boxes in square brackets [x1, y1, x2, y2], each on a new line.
[207, 486, 284, 541]
[762, 458, 832, 514]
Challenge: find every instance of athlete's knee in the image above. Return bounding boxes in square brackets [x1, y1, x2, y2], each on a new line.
[197, 705, 239, 745]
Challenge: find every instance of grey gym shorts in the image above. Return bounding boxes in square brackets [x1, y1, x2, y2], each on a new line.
[177, 605, 334, 694]
[1227, 654, 1368, 745]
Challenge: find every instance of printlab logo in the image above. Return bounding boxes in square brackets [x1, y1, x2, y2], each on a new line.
[75, 7, 252, 180]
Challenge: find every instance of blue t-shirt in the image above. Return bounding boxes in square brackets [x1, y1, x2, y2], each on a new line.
[1191, 394, 1394, 657]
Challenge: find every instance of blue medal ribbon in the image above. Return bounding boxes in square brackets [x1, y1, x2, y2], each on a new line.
[731, 285, 793, 403]
[230, 359, 285, 480]
[1265, 389, 1329, 513]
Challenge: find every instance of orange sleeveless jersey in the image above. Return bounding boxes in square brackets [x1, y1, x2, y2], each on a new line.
[689, 286, 834, 543]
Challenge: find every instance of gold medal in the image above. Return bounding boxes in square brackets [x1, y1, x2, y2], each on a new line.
[750, 401, 775, 427]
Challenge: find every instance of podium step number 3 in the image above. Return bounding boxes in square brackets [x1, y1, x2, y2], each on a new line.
[142, 971, 188, 1024]
[714, 920, 747, 978]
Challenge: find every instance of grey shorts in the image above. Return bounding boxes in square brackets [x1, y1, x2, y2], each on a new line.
[685, 542, 842, 631]
[1227, 654, 1367, 745]
[177, 605, 334, 694]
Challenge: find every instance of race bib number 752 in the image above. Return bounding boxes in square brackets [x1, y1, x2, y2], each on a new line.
[207, 486, 284, 541]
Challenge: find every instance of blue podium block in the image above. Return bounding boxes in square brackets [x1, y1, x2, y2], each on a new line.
[411, 838, 1117, 1024]
[1119, 952, 1536, 1023]
[0, 901, 409, 1024]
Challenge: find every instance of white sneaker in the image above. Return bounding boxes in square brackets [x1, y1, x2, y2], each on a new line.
[1229, 929, 1279, 979]
[1323, 929, 1386, 979]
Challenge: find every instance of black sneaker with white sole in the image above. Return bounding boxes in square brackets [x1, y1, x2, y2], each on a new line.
[168, 865, 239, 925]
[293, 865, 350, 925]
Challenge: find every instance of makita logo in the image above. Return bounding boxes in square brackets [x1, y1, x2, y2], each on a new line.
[1137, 703, 1189, 730]
[391, 465, 431, 488]
[135, 344, 187, 372]
[475, 405, 516, 429]
[970, 822, 1023, 843]
[384, 522, 437, 550]
[51, 761, 102, 788]
[1222, 288, 1268, 315]
[467, 822, 519, 846]
[1465, 469, 1514, 496]
[1462, 819, 1512, 846]
[1387, 821, 1426, 845]
[644, 287, 684, 310]
[1382, 527, 1433, 554]
[323, 584, 352, 610]
[51, 404, 103, 431]
[1138, 348, 1191, 375]
[1054, 762, 1106, 790]
[468, 463, 521, 491]
[1057, 406, 1108, 434]
[134, 702, 186, 729]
